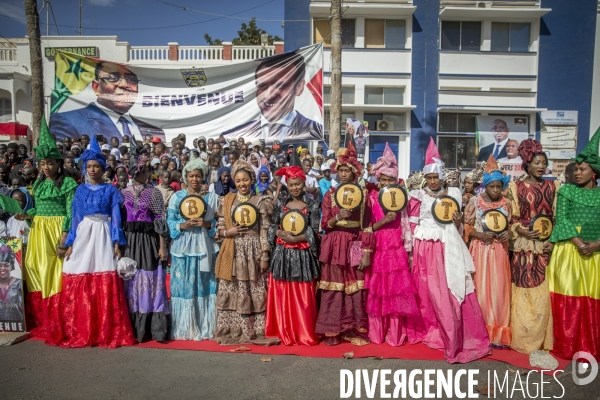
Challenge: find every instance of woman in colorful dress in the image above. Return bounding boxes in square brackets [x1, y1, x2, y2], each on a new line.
[316, 142, 374, 346]
[213, 160, 277, 345]
[463, 155, 512, 348]
[16, 120, 77, 343]
[167, 152, 219, 341]
[122, 153, 170, 342]
[365, 143, 422, 346]
[265, 166, 320, 346]
[507, 139, 557, 354]
[59, 135, 135, 348]
[548, 127, 600, 360]
[407, 138, 490, 363]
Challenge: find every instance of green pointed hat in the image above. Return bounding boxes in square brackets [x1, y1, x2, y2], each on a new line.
[574, 126, 600, 172]
[34, 115, 63, 160]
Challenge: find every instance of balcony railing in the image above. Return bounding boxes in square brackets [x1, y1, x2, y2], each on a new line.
[179, 46, 223, 61]
[129, 46, 170, 61]
[129, 44, 276, 63]
[0, 48, 17, 63]
[440, 0, 541, 7]
[232, 46, 275, 60]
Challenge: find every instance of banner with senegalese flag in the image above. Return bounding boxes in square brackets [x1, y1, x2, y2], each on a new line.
[50, 51, 98, 114]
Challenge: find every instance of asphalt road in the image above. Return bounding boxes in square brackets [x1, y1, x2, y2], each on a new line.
[1, 340, 598, 399]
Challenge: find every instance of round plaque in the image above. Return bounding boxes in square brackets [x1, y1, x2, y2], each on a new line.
[232, 202, 259, 228]
[378, 185, 408, 214]
[431, 196, 460, 225]
[334, 183, 364, 211]
[281, 210, 308, 236]
[179, 195, 207, 220]
[529, 215, 553, 241]
[482, 209, 509, 233]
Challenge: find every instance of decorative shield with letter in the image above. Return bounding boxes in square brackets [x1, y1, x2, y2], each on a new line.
[529, 215, 553, 240]
[378, 185, 408, 213]
[179, 195, 207, 220]
[281, 210, 308, 236]
[232, 202, 259, 228]
[334, 183, 364, 211]
[482, 209, 509, 233]
[431, 196, 460, 225]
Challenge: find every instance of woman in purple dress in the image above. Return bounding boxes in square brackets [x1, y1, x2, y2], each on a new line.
[121, 153, 170, 342]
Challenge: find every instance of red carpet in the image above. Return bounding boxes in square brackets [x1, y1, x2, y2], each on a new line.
[134, 339, 571, 375]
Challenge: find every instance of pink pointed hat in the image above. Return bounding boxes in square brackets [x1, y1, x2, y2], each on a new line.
[422, 137, 446, 179]
[372, 142, 398, 180]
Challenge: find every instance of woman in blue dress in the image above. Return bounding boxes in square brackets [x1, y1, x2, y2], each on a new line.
[167, 152, 219, 340]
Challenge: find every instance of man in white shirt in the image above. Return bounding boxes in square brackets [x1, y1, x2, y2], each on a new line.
[497, 139, 523, 164]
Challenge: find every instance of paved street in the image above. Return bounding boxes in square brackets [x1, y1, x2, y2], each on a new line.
[1, 340, 597, 399]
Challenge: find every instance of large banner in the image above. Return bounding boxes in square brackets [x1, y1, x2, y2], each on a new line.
[49, 44, 324, 145]
[0, 239, 25, 333]
[476, 116, 529, 162]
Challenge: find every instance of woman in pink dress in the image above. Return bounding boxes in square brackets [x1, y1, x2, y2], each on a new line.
[407, 138, 490, 363]
[365, 143, 423, 346]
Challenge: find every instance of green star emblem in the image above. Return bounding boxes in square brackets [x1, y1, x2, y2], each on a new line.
[65, 57, 83, 81]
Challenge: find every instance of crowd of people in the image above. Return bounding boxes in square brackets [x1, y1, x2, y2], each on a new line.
[0, 121, 598, 365]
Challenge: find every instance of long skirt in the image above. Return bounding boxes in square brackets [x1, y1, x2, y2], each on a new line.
[265, 275, 319, 346]
[214, 235, 278, 345]
[365, 235, 423, 346]
[57, 215, 135, 348]
[470, 239, 512, 346]
[24, 216, 64, 344]
[547, 241, 600, 360]
[412, 238, 491, 363]
[123, 225, 169, 342]
[510, 249, 553, 354]
[170, 254, 217, 341]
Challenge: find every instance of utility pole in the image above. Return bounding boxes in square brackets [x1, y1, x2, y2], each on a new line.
[24, 0, 45, 145]
[328, 0, 342, 152]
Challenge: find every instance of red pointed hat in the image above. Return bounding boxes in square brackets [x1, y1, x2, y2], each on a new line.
[422, 137, 445, 178]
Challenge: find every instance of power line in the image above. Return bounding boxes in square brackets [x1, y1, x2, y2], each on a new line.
[0, 0, 291, 32]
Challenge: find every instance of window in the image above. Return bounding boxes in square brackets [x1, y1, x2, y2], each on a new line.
[314, 19, 355, 48]
[491, 22, 530, 52]
[323, 86, 355, 104]
[438, 137, 477, 169]
[365, 19, 406, 49]
[438, 113, 478, 133]
[441, 21, 481, 51]
[0, 98, 11, 123]
[324, 110, 355, 131]
[364, 87, 404, 105]
[364, 113, 405, 131]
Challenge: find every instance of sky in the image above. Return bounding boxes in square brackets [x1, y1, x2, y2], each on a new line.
[0, 0, 285, 46]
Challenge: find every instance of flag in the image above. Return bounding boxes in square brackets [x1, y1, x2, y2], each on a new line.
[50, 51, 98, 114]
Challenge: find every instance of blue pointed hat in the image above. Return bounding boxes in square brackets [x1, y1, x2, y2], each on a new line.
[80, 134, 107, 175]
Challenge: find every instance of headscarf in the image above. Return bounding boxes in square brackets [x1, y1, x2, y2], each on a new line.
[275, 166, 306, 182]
[372, 142, 398, 180]
[255, 166, 272, 194]
[34, 115, 63, 160]
[444, 168, 462, 188]
[8, 187, 33, 213]
[482, 155, 511, 189]
[406, 171, 425, 191]
[79, 134, 107, 176]
[573, 125, 600, 172]
[214, 166, 236, 196]
[181, 150, 208, 185]
[249, 152, 261, 176]
[422, 137, 445, 179]
[231, 159, 256, 182]
[518, 139, 544, 170]
[332, 141, 362, 176]
[130, 153, 149, 178]
[466, 161, 485, 184]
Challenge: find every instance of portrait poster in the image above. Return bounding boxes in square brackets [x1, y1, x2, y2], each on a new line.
[476, 116, 529, 162]
[345, 118, 368, 160]
[49, 44, 324, 145]
[0, 238, 25, 333]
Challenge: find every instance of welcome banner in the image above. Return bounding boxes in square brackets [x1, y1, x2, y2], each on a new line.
[49, 44, 323, 145]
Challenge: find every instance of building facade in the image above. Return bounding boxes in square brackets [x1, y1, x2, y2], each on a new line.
[286, 0, 600, 177]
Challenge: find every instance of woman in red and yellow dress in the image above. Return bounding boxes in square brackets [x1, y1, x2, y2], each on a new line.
[548, 128, 600, 360]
